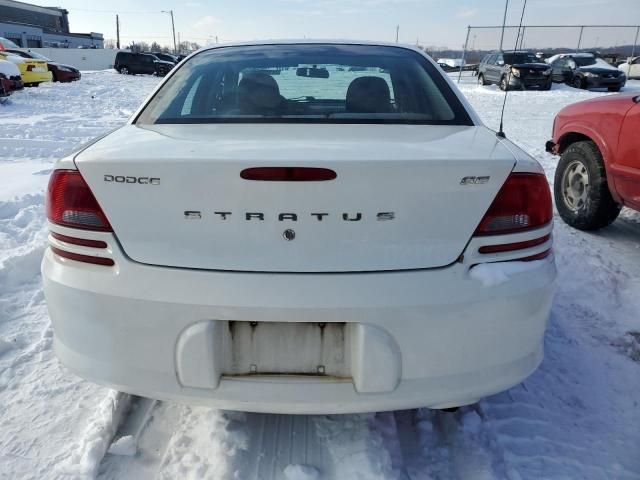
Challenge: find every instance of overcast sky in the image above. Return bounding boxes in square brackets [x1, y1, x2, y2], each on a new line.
[59, 0, 640, 49]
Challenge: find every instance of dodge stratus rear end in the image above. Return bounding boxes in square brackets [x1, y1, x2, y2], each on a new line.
[42, 42, 556, 414]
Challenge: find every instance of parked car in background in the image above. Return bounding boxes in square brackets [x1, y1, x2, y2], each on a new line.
[0, 38, 52, 87]
[0, 58, 23, 100]
[478, 50, 552, 90]
[0, 51, 51, 87]
[114, 51, 173, 76]
[43, 41, 556, 414]
[150, 52, 178, 64]
[5, 49, 80, 82]
[546, 93, 640, 230]
[436, 61, 457, 72]
[618, 57, 640, 80]
[547, 53, 626, 91]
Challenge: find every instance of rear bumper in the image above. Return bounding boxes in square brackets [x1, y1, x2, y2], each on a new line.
[42, 224, 556, 414]
[22, 71, 53, 84]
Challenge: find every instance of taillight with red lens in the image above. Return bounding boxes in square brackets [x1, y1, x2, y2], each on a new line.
[475, 173, 552, 236]
[46, 170, 112, 231]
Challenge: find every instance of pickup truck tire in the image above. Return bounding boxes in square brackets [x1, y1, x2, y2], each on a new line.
[554, 140, 621, 230]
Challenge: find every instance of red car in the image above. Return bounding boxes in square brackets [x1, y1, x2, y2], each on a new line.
[546, 93, 640, 229]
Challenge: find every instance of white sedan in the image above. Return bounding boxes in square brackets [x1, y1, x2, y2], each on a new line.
[618, 56, 640, 80]
[42, 41, 556, 414]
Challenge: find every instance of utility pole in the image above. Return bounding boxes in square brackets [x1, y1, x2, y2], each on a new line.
[116, 14, 120, 49]
[576, 25, 584, 51]
[177, 32, 181, 53]
[162, 10, 177, 54]
[395, 25, 399, 43]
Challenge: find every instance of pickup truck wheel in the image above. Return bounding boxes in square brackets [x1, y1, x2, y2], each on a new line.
[554, 141, 621, 230]
[478, 74, 488, 86]
[119, 66, 129, 75]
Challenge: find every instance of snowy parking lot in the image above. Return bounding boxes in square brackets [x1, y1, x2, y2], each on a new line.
[1, 70, 640, 479]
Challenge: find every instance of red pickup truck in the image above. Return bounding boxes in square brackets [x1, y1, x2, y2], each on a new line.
[546, 93, 640, 230]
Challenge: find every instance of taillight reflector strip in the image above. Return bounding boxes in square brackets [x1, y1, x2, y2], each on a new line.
[240, 167, 337, 181]
[50, 232, 107, 249]
[519, 248, 552, 262]
[479, 234, 551, 254]
[51, 246, 114, 266]
[475, 173, 552, 236]
[47, 170, 112, 232]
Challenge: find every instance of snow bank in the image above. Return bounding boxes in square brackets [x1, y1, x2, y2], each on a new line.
[0, 59, 20, 77]
[108, 435, 137, 456]
[56, 391, 132, 477]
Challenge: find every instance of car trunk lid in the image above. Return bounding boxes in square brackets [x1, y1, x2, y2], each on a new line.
[75, 124, 516, 272]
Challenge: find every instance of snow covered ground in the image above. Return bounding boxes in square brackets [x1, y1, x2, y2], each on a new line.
[1, 70, 639, 480]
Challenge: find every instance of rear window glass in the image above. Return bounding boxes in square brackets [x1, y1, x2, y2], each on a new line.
[136, 44, 472, 125]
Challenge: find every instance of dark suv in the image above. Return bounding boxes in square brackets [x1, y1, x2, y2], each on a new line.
[114, 52, 174, 76]
[149, 52, 178, 64]
[478, 51, 552, 90]
[548, 53, 626, 92]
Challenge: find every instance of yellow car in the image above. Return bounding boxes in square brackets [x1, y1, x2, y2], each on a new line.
[0, 37, 52, 87]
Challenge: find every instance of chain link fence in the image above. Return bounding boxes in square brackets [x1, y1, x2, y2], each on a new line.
[455, 24, 640, 81]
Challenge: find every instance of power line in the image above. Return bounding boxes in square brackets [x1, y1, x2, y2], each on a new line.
[66, 7, 160, 14]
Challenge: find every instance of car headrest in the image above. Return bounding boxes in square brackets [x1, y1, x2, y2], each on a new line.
[346, 76, 391, 113]
[238, 72, 283, 114]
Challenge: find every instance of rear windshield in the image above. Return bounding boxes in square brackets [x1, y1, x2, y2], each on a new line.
[504, 52, 539, 64]
[136, 44, 472, 125]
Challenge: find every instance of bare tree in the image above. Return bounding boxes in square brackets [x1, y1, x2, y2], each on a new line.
[104, 38, 116, 49]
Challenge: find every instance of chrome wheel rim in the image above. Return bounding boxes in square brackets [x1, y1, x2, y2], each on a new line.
[562, 160, 590, 211]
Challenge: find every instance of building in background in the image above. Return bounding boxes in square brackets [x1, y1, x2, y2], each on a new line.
[0, 0, 103, 48]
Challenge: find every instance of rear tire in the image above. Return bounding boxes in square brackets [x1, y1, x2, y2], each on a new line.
[119, 66, 129, 75]
[478, 73, 488, 86]
[554, 141, 621, 230]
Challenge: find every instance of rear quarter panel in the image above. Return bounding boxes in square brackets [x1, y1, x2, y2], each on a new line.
[552, 95, 637, 202]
